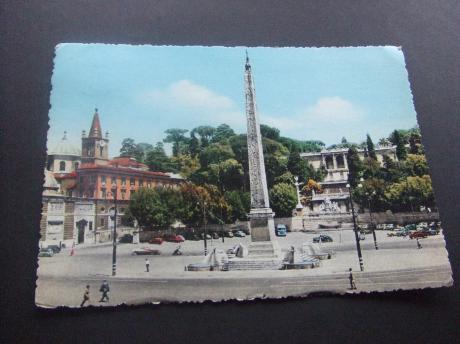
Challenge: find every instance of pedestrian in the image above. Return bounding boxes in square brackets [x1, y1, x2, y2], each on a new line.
[145, 258, 150, 272]
[417, 238, 422, 249]
[348, 268, 357, 290]
[99, 280, 110, 302]
[80, 285, 90, 307]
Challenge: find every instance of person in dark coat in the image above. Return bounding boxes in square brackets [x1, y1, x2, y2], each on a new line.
[145, 258, 150, 272]
[99, 280, 110, 302]
[80, 285, 90, 307]
[348, 268, 357, 290]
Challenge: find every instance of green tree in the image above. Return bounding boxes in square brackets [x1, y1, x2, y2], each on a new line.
[260, 124, 280, 140]
[366, 134, 377, 160]
[189, 132, 200, 158]
[199, 143, 235, 169]
[192, 126, 216, 148]
[269, 183, 298, 217]
[404, 154, 429, 177]
[120, 138, 145, 161]
[287, 147, 305, 180]
[385, 175, 434, 212]
[274, 171, 295, 186]
[128, 187, 179, 230]
[266, 155, 288, 188]
[176, 183, 231, 227]
[224, 190, 250, 222]
[145, 142, 177, 172]
[409, 132, 422, 154]
[347, 147, 363, 188]
[171, 154, 201, 178]
[391, 130, 408, 160]
[164, 128, 189, 157]
[212, 124, 235, 143]
[208, 159, 244, 191]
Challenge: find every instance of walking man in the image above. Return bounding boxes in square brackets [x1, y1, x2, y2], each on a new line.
[99, 280, 110, 302]
[145, 258, 150, 272]
[417, 238, 422, 249]
[80, 285, 90, 307]
[348, 268, 357, 290]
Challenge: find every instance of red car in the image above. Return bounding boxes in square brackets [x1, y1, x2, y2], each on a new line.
[149, 237, 164, 245]
[409, 231, 429, 239]
[163, 234, 185, 243]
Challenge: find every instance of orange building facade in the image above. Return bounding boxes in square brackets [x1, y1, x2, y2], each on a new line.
[41, 110, 183, 246]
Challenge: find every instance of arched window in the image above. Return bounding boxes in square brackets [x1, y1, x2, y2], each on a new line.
[74, 162, 79, 170]
[59, 161, 66, 171]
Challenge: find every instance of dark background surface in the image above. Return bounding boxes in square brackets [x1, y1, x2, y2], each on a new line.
[1, 1, 459, 343]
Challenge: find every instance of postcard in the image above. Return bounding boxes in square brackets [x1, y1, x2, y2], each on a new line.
[36, 44, 452, 307]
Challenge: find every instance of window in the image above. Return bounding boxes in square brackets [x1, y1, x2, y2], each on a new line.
[74, 162, 79, 170]
[130, 177, 135, 186]
[90, 175, 96, 184]
[139, 179, 144, 187]
[101, 175, 106, 183]
[100, 218, 105, 226]
[89, 222, 93, 231]
[79, 176, 84, 184]
[121, 190, 126, 200]
[121, 177, 126, 186]
[59, 161, 66, 171]
[111, 176, 116, 185]
[101, 189, 106, 198]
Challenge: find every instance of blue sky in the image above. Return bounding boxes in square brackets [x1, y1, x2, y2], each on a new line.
[47, 44, 417, 156]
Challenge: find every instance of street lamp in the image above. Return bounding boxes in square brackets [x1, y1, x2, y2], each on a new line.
[109, 187, 118, 276]
[294, 176, 303, 211]
[346, 180, 364, 272]
[366, 190, 378, 250]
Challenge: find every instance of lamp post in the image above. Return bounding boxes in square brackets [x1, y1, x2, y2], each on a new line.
[109, 187, 118, 276]
[366, 191, 378, 250]
[346, 180, 364, 272]
[294, 176, 303, 211]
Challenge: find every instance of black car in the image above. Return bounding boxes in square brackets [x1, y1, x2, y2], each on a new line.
[45, 244, 61, 253]
[118, 234, 133, 243]
[313, 235, 333, 243]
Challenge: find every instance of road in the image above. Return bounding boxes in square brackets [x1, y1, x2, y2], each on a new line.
[36, 264, 452, 307]
[36, 231, 453, 307]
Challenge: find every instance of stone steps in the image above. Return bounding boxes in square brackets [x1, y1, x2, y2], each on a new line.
[224, 259, 283, 271]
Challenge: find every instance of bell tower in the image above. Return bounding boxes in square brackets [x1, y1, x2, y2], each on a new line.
[81, 109, 109, 165]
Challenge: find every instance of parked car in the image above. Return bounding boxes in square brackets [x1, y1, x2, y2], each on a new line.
[201, 233, 212, 240]
[163, 234, 185, 243]
[409, 231, 429, 239]
[223, 231, 234, 238]
[211, 232, 220, 239]
[45, 244, 61, 253]
[38, 248, 54, 257]
[359, 231, 366, 241]
[312, 234, 333, 243]
[233, 230, 246, 237]
[132, 247, 161, 255]
[149, 237, 164, 245]
[395, 228, 410, 237]
[422, 227, 440, 236]
[275, 224, 287, 237]
[118, 234, 133, 243]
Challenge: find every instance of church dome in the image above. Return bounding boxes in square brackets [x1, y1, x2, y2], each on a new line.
[48, 132, 81, 156]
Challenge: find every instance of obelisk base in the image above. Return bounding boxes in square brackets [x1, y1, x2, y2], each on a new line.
[247, 208, 281, 259]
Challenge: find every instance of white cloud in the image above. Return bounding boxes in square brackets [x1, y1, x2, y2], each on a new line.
[137, 79, 244, 128]
[302, 96, 364, 122]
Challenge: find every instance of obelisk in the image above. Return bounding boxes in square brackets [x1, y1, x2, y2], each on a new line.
[244, 53, 279, 258]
